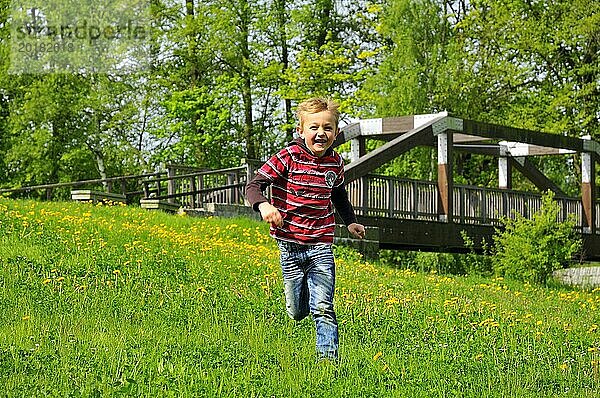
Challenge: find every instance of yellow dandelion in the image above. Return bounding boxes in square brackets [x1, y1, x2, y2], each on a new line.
[373, 351, 383, 361]
[22, 315, 30, 321]
[474, 353, 484, 361]
[42, 278, 51, 285]
[113, 269, 121, 275]
[559, 363, 569, 371]
[56, 277, 65, 282]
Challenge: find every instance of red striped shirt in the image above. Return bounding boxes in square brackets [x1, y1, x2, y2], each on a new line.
[256, 141, 346, 244]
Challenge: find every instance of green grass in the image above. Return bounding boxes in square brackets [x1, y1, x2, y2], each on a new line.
[1, 198, 599, 397]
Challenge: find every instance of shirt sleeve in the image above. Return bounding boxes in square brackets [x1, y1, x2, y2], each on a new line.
[331, 184, 358, 226]
[244, 148, 290, 211]
[245, 172, 273, 211]
[257, 148, 290, 182]
[330, 156, 357, 225]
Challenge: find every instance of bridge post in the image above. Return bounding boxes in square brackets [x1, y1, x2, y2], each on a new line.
[167, 166, 176, 204]
[350, 137, 366, 163]
[498, 145, 512, 218]
[437, 131, 453, 222]
[581, 136, 596, 234]
[498, 145, 512, 190]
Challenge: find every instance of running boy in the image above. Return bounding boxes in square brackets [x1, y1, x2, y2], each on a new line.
[245, 97, 365, 361]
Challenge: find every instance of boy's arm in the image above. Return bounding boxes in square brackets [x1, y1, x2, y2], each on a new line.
[331, 185, 365, 239]
[245, 172, 272, 211]
[331, 185, 356, 225]
[245, 168, 284, 227]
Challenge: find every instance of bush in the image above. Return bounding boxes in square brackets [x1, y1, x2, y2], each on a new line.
[460, 231, 494, 276]
[492, 191, 581, 285]
[379, 248, 491, 276]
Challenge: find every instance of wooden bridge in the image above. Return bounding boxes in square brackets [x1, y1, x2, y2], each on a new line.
[333, 113, 600, 260]
[1, 113, 599, 259]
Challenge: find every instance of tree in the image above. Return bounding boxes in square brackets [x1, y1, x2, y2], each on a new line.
[364, 0, 599, 191]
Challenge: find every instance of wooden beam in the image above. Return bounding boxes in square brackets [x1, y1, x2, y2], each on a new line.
[333, 122, 361, 147]
[498, 157, 512, 190]
[349, 136, 366, 163]
[355, 216, 496, 254]
[462, 119, 585, 152]
[343, 118, 441, 183]
[512, 157, 566, 196]
[352, 215, 600, 260]
[382, 116, 415, 134]
[437, 132, 453, 222]
[453, 144, 502, 156]
[453, 133, 491, 143]
[582, 138, 596, 234]
[499, 141, 576, 156]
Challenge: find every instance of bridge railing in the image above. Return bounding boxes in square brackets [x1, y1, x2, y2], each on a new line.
[141, 164, 248, 208]
[347, 174, 597, 233]
[453, 185, 582, 226]
[0, 171, 166, 202]
[347, 175, 438, 220]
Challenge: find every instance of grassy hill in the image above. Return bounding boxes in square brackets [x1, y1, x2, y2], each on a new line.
[1, 198, 599, 397]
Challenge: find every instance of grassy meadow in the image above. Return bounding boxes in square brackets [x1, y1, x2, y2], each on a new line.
[1, 198, 599, 397]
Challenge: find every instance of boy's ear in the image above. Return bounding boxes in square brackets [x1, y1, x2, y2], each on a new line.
[334, 127, 341, 137]
[296, 125, 303, 136]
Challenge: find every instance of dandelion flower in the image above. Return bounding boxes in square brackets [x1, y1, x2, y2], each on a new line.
[559, 363, 568, 371]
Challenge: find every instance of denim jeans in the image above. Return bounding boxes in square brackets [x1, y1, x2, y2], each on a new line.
[276, 240, 338, 359]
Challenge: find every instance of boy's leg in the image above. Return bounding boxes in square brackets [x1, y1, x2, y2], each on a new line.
[277, 241, 310, 321]
[306, 244, 338, 360]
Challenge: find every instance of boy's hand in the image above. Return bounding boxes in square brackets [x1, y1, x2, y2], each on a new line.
[258, 202, 283, 227]
[348, 223, 365, 239]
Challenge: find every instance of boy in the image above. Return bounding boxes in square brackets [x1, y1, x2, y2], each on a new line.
[245, 97, 365, 361]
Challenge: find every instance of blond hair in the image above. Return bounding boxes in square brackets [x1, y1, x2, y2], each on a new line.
[296, 97, 340, 129]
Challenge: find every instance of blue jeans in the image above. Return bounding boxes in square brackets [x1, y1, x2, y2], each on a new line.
[276, 240, 338, 359]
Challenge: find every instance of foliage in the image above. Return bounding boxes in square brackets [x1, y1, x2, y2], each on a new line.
[492, 191, 582, 285]
[365, 0, 599, 191]
[1, 198, 599, 396]
[460, 230, 494, 276]
[0, 0, 598, 192]
[378, 245, 493, 277]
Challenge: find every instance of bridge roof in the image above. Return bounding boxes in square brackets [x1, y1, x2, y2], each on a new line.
[337, 113, 600, 158]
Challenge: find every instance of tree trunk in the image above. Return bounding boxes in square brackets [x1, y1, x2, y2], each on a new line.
[275, 0, 294, 141]
[240, 0, 256, 159]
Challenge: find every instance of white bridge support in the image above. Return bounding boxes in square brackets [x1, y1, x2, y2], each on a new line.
[582, 135, 597, 234]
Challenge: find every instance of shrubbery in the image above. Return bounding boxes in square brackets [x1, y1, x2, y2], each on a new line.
[378, 191, 581, 285]
[492, 191, 581, 285]
[378, 248, 493, 277]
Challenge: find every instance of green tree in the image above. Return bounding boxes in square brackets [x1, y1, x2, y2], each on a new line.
[360, 0, 465, 180]
[280, 0, 383, 118]
[454, 0, 600, 193]
[0, 0, 11, 186]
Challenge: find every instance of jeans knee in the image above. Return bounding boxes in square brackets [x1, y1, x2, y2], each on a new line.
[287, 307, 309, 321]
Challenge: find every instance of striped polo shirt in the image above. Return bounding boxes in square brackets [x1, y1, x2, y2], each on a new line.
[256, 141, 345, 245]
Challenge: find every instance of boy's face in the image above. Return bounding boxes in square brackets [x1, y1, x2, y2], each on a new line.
[297, 110, 340, 157]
